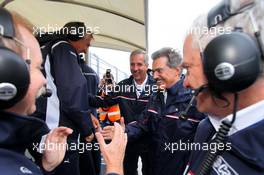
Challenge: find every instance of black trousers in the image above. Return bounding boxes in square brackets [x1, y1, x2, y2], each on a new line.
[123, 146, 152, 175]
[54, 151, 80, 175]
[79, 137, 101, 175]
[79, 150, 96, 175]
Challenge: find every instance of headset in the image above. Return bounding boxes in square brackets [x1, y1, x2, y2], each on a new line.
[203, 30, 263, 92]
[203, 26, 263, 94]
[0, 8, 30, 110]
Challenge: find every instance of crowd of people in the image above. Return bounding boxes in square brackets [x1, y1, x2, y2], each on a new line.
[0, 0, 264, 174]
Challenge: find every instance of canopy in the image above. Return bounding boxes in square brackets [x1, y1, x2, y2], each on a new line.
[2, 0, 147, 52]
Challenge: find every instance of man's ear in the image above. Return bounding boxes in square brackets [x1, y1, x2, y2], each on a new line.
[175, 67, 181, 74]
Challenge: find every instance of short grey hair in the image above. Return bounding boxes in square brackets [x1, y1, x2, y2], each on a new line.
[151, 47, 182, 68]
[190, 0, 264, 54]
[189, 0, 264, 78]
[0, 11, 31, 56]
[130, 49, 148, 65]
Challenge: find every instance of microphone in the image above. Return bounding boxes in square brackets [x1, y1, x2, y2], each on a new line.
[180, 85, 208, 120]
[41, 88, 52, 97]
[37, 86, 52, 98]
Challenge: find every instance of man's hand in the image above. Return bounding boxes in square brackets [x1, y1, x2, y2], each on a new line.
[85, 114, 101, 142]
[96, 122, 127, 175]
[85, 133, 94, 142]
[42, 127, 72, 172]
[91, 114, 100, 130]
[101, 117, 125, 140]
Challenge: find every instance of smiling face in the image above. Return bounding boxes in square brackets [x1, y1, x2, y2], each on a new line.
[9, 23, 46, 115]
[152, 56, 180, 90]
[130, 53, 148, 84]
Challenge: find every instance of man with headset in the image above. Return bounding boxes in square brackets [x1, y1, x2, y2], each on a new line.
[0, 8, 125, 175]
[0, 8, 72, 174]
[99, 0, 264, 174]
[182, 0, 264, 174]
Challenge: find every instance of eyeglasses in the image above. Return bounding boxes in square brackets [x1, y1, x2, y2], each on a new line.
[151, 66, 168, 75]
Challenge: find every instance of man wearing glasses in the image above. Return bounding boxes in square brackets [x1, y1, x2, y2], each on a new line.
[102, 47, 206, 175]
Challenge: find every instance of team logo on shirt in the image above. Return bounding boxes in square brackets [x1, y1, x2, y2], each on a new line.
[20, 166, 33, 174]
[213, 156, 238, 175]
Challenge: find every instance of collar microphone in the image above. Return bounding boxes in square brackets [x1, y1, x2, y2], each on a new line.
[180, 85, 208, 120]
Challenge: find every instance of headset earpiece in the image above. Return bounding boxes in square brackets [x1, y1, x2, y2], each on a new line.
[0, 47, 30, 109]
[203, 31, 262, 93]
[0, 8, 30, 109]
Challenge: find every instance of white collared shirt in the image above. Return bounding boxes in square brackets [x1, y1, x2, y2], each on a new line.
[163, 90, 168, 105]
[208, 100, 264, 136]
[134, 75, 148, 98]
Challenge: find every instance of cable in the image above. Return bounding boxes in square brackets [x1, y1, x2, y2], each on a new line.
[197, 93, 238, 175]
